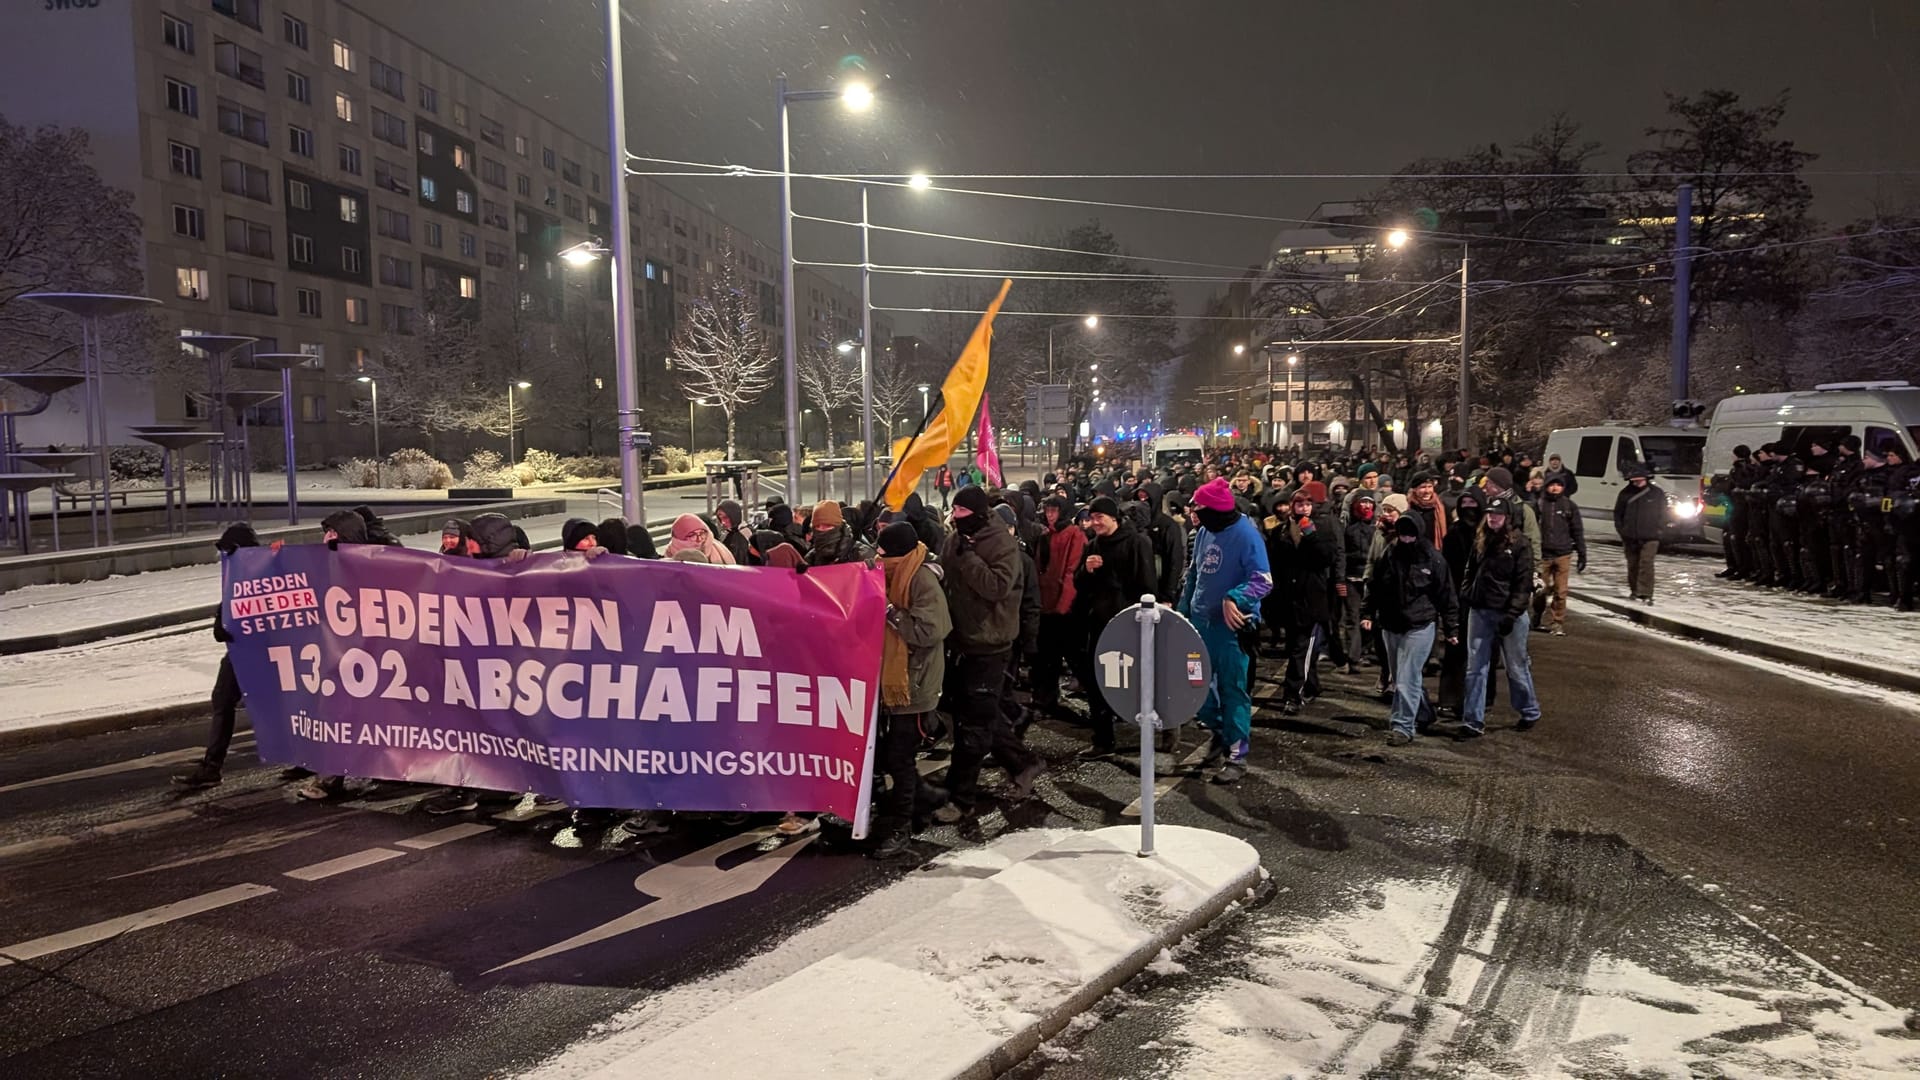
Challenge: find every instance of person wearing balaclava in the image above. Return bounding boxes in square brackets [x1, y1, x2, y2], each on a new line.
[1360, 514, 1458, 746]
[1177, 477, 1272, 784]
[172, 523, 262, 789]
[929, 486, 1043, 824]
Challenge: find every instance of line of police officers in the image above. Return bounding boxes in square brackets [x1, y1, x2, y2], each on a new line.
[1718, 435, 1918, 611]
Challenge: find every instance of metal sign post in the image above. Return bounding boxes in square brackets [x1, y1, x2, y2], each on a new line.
[1094, 594, 1212, 859]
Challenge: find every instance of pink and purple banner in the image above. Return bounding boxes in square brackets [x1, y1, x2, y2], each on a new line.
[221, 545, 886, 819]
[976, 392, 1003, 487]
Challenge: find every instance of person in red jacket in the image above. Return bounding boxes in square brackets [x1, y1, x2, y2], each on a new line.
[1030, 495, 1085, 712]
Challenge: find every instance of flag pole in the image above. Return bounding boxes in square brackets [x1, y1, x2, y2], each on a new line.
[875, 391, 942, 506]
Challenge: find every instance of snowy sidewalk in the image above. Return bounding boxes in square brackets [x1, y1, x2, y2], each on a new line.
[522, 825, 1261, 1080]
[1569, 544, 1920, 693]
[0, 513, 580, 653]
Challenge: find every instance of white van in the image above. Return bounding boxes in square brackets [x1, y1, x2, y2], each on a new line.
[1145, 434, 1204, 471]
[1543, 424, 1710, 544]
[1704, 383, 1920, 476]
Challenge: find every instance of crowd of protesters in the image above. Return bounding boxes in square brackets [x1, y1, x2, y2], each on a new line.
[172, 440, 1664, 857]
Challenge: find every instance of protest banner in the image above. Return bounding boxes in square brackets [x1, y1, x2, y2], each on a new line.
[221, 545, 886, 821]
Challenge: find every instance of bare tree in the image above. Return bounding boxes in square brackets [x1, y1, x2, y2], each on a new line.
[670, 253, 775, 459]
[539, 278, 615, 453]
[799, 342, 861, 451]
[0, 117, 165, 378]
[340, 283, 487, 453]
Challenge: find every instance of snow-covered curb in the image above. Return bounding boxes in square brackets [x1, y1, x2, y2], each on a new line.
[524, 825, 1260, 1080]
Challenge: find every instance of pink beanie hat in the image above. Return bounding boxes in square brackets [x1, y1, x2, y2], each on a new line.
[1193, 477, 1236, 511]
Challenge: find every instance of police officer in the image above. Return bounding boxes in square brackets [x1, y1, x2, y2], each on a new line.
[1716, 444, 1756, 580]
[1795, 440, 1835, 595]
[1847, 446, 1899, 605]
[1823, 435, 1865, 599]
[1885, 447, 1919, 612]
[1743, 444, 1777, 587]
[1766, 448, 1804, 591]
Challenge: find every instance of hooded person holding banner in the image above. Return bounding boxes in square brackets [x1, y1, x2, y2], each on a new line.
[871, 521, 951, 857]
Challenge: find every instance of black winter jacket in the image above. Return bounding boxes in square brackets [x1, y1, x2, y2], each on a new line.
[1073, 519, 1156, 628]
[1264, 512, 1344, 627]
[940, 523, 1024, 654]
[1341, 516, 1376, 579]
[1361, 520, 1460, 637]
[1462, 528, 1536, 618]
[1534, 492, 1585, 559]
[1613, 481, 1668, 542]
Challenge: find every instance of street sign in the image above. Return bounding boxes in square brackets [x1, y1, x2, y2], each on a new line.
[1093, 602, 1211, 730]
[1025, 383, 1073, 440]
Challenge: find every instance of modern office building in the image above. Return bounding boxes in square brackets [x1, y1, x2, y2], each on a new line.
[2, 0, 881, 461]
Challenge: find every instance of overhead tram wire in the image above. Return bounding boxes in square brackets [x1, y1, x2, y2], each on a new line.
[622, 155, 1920, 181]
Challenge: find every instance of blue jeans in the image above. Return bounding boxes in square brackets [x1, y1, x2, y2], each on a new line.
[1462, 608, 1541, 731]
[1194, 618, 1252, 754]
[1382, 623, 1438, 737]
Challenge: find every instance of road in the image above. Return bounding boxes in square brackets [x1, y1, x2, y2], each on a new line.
[2, 597, 1916, 1076]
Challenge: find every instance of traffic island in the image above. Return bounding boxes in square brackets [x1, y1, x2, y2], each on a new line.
[540, 825, 1261, 1080]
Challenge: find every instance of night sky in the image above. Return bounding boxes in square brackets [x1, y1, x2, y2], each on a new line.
[378, 0, 1920, 332]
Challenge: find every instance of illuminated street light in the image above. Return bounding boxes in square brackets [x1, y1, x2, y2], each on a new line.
[1233, 343, 1246, 355]
[558, 239, 610, 267]
[1386, 228, 1410, 249]
[907, 172, 932, 190]
[841, 82, 875, 111]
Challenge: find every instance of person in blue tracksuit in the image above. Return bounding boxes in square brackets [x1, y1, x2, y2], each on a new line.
[1178, 477, 1272, 784]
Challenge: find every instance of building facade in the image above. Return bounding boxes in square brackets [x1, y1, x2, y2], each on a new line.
[3, 0, 880, 462]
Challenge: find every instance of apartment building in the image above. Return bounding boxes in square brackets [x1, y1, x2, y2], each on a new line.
[5, 0, 881, 461]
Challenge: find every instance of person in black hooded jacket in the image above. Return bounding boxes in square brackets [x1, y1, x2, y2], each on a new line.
[1458, 496, 1542, 736]
[1134, 482, 1188, 603]
[173, 523, 261, 788]
[352, 505, 402, 546]
[1071, 495, 1156, 756]
[1360, 514, 1459, 746]
[1264, 484, 1343, 712]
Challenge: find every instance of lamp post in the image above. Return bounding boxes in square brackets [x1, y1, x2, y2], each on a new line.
[851, 173, 931, 498]
[356, 375, 381, 487]
[777, 76, 872, 499]
[1285, 353, 1299, 448]
[917, 382, 930, 420]
[688, 397, 715, 455]
[1045, 314, 1100, 383]
[601, 0, 645, 525]
[1387, 228, 1470, 451]
[507, 380, 531, 462]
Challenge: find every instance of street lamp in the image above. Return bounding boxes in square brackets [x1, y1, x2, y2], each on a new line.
[917, 382, 931, 420]
[1286, 353, 1300, 448]
[558, 239, 610, 267]
[601, 1, 646, 525]
[356, 375, 381, 486]
[801, 407, 814, 453]
[777, 75, 874, 498]
[1386, 227, 1471, 450]
[688, 397, 716, 455]
[1045, 314, 1101, 382]
[507, 380, 531, 463]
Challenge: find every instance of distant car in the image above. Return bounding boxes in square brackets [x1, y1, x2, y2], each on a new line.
[1544, 424, 1708, 544]
[1145, 434, 1204, 471]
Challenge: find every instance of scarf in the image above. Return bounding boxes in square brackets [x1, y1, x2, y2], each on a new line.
[1413, 494, 1447, 548]
[665, 513, 733, 565]
[880, 542, 927, 707]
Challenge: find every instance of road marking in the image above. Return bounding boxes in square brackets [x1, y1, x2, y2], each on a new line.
[0, 883, 276, 962]
[0, 835, 76, 860]
[396, 822, 493, 850]
[350, 788, 448, 812]
[1123, 741, 1216, 818]
[96, 808, 197, 835]
[109, 822, 343, 879]
[488, 826, 815, 973]
[282, 847, 407, 881]
[0, 736, 257, 797]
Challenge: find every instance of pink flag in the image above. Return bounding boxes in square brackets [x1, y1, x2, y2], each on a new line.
[976, 392, 1003, 487]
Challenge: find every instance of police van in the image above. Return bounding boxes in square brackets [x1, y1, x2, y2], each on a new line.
[1145, 434, 1205, 471]
[1542, 424, 1709, 544]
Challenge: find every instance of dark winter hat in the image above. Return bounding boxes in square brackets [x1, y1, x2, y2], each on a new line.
[1352, 490, 1377, 506]
[470, 513, 519, 558]
[1088, 495, 1121, 520]
[951, 486, 991, 518]
[597, 518, 631, 556]
[717, 500, 744, 528]
[878, 521, 919, 558]
[749, 530, 785, 559]
[320, 509, 368, 545]
[441, 517, 471, 540]
[1733, 444, 1752, 459]
[1043, 494, 1073, 514]
[1841, 435, 1863, 453]
[561, 518, 598, 551]
[1485, 466, 1514, 491]
[1410, 470, 1439, 488]
[1626, 462, 1653, 479]
[352, 504, 383, 528]
[768, 503, 795, 531]
[1484, 496, 1514, 517]
[1545, 474, 1567, 490]
[992, 503, 1019, 529]
[1395, 515, 1422, 538]
[215, 522, 259, 554]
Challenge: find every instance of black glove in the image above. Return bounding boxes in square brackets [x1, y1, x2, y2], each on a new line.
[1575, 552, 1587, 573]
[1498, 616, 1516, 637]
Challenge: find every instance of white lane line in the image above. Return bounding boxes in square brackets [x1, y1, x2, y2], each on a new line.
[282, 847, 407, 881]
[395, 822, 493, 850]
[1122, 742, 1216, 818]
[0, 883, 276, 962]
[0, 835, 76, 860]
[95, 808, 197, 835]
[0, 735, 255, 797]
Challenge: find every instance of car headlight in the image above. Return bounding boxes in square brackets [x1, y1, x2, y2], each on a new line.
[1671, 499, 1702, 520]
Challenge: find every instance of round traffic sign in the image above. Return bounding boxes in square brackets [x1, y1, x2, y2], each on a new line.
[1092, 603, 1212, 730]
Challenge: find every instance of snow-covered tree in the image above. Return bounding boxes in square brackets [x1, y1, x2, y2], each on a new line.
[670, 252, 775, 459]
[799, 342, 861, 451]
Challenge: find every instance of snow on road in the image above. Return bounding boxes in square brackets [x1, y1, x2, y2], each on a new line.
[0, 629, 224, 737]
[1148, 872, 1918, 1078]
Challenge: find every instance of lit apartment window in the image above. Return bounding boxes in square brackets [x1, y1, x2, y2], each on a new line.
[458, 275, 478, 299]
[338, 195, 360, 223]
[165, 77, 198, 118]
[332, 40, 355, 72]
[455, 190, 474, 214]
[452, 146, 471, 171]
[283, 13, 308, 49]
[338, 144, 361, 175]
[419, 176, 437, 202]
[288, 126, 313, 158]
[298, 344, 325, 369]
[162, 13, 194, 54]
[341, 246, 363, 274]
[168, 141, 200, 178]
[176, 267, 210, 300]
[418, 84, 438, 114]
[334, 91, 354, 123]
[345, 296, 367, 323]
[288, 179, 311, 210]
[286, 71, 310, 104]
[172, 204, 204, 239]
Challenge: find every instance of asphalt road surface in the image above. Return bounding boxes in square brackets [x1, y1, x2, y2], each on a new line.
[2, 606, 1916, 1077]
